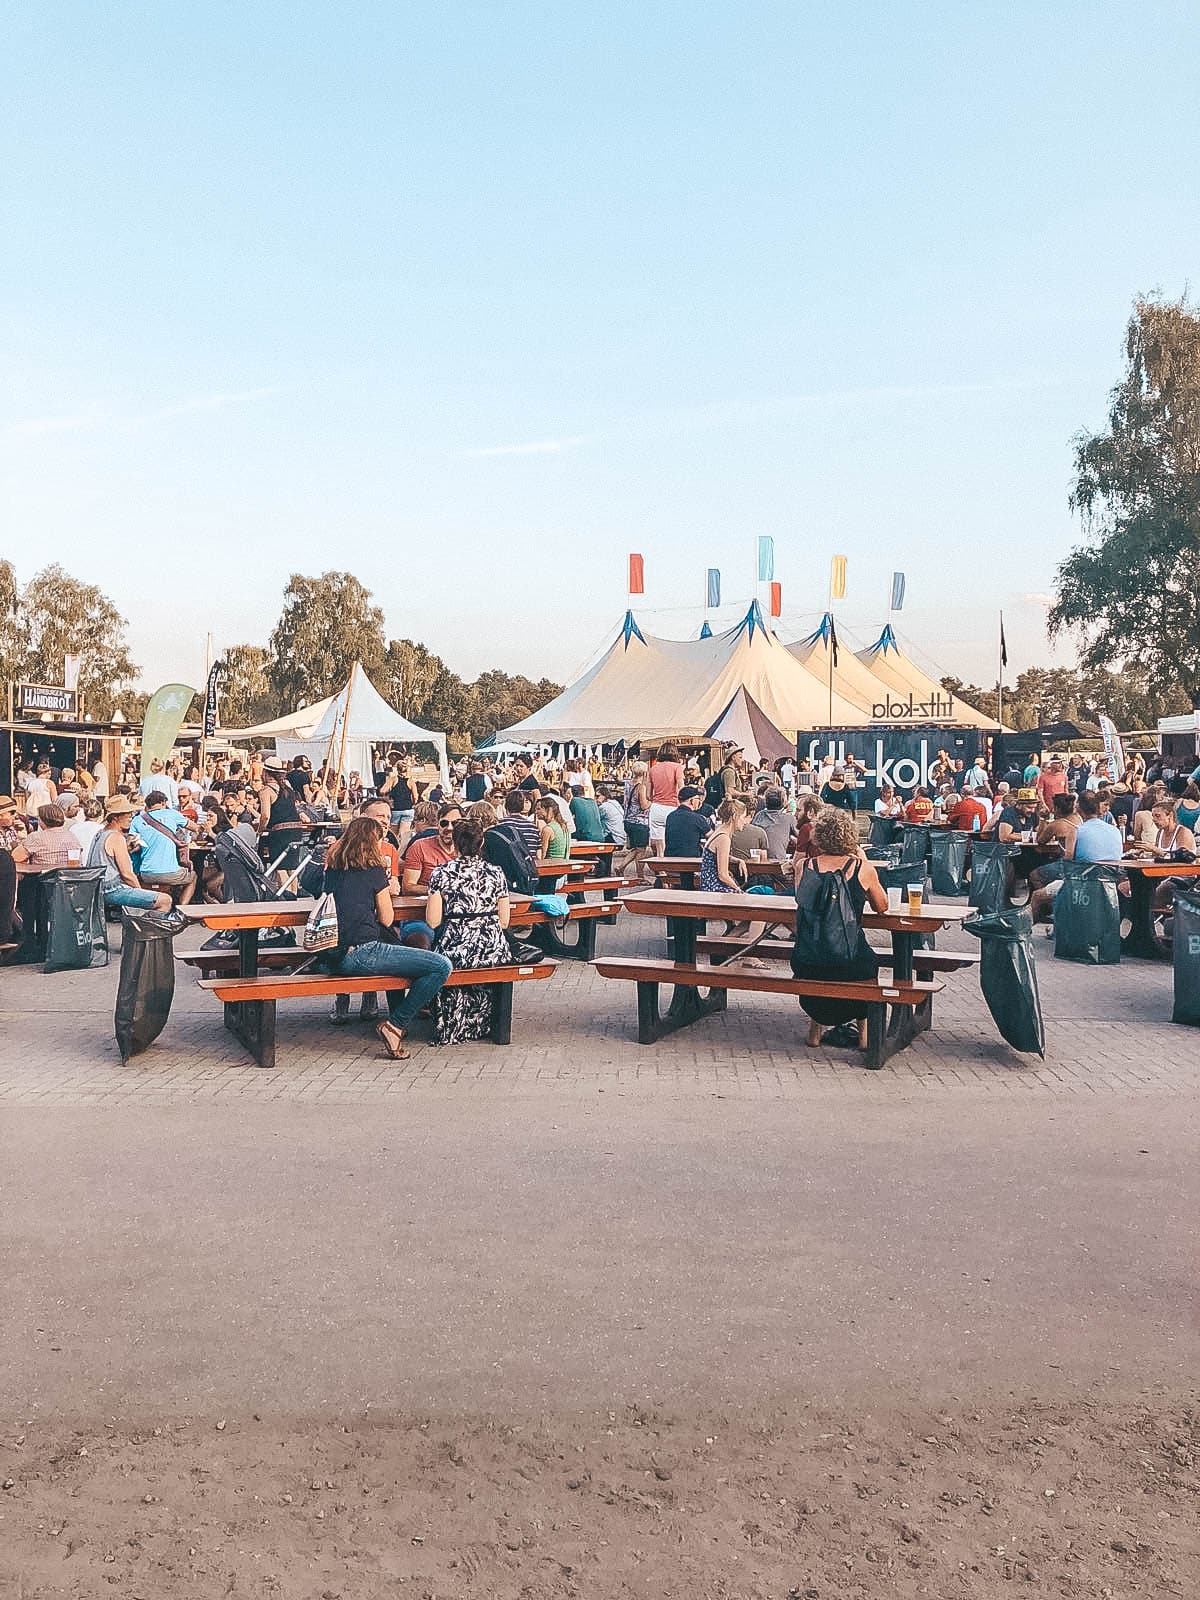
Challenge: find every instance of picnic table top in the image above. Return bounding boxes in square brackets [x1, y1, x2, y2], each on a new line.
[1121, 859, 1200, 876]
[181, 882, 620, 932]
[569, 840, 616, 853]
[646, 856, 789, 873]
[620, 886, 971, 934]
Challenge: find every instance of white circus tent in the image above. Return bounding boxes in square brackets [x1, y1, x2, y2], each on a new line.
[498, 603, 868, 744]
[223, 664, 450, 783]
[855, 624, 995, 729]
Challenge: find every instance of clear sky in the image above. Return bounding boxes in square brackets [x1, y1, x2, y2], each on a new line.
[3, 1, 1198, 696]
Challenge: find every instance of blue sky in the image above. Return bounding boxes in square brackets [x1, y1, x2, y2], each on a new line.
[3, 1, 1198, 695]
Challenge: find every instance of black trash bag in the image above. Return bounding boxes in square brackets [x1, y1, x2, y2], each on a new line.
[899, 825, 930, 868]
[964, 906, 1045, 1056]
[930, 831, 969, 897]
[1053, 862, 1121, 965]
[114, 907, 187, 1061]
[868, 815, 900, 853]
[1172, 890, 1200, 1025]
[43, 867, 109, 972]
[968, 840, 1014, 914]
[876, 860, 925, 893]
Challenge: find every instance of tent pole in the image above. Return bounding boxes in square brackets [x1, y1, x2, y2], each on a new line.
[330, 662, 357, 805]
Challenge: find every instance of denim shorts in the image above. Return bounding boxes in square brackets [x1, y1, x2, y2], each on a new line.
[105, 883, 162, 909]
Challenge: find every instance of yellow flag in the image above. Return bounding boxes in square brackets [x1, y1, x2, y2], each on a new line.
[830, 554, 847, 600]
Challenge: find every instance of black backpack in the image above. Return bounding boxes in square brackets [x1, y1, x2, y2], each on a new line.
[703, 769, 727, 810]
[791, 864, 861, 968]
[483, 824, 539, 897]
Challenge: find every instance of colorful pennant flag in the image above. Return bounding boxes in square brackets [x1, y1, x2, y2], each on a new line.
[628, 553, 644, 595]
[829, 554, 847, 600]
[769, 581, 782, 617]
[705, 567, 721, 609]
[890, 571, 906, 611]
[757, 536, 775, 581]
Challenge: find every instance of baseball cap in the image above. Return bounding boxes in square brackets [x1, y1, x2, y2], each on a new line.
[679, 785, 703, 802]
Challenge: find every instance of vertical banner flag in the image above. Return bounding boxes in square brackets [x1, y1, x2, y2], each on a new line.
[828, 612, 839, 667]
[1097, 714, 1125, 783]
[757, 536, 774, 581]
[829, 554, 847, 599]
[63, 654, 81, 691]
[139, 684, 197, 776]
[890, 571, 906, 611]
[628, 553, 644, 595]
[203, 660, 222, 739]
[769, 581, 782, 617]
[1000, 614, 1008, 668]
[705, 568, 721, 609]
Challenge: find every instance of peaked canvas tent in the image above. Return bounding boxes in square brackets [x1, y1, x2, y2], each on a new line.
[855, 624, 995, 729]
[788, 614, 895, 718]
[225, 665, 450, 783]
[705, 687, 793, 766]
[498, 602, 867, 744]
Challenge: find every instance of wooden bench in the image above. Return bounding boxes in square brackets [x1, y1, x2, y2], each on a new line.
[199, 962, 557, 1068]
[593, 956, 942, 1070]
[693, 936, 982, 977]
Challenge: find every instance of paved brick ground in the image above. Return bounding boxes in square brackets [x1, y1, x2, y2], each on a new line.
[1, 897, 1192, 1104]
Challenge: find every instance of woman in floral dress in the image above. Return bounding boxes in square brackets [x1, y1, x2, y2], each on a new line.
[426, 818, 512, 1044]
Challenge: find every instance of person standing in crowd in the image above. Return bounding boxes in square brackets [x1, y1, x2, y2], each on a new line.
[323, 817, 452, 1060]
[752, 786, 793, 860]
[595, 784, 627, 849]
[791, 806, 888, 1051]
[464, 760, 491, 803]
[138, 758, 178, 809]
[0, 795, 28, 952]
[664, 785, 712, 857]
[1036, 755, 1069, 808]
[647, 742, 685, 852]
[130, 790, 197, 903]
[820, 767, 857, 813]
[258, 757, 305, 884]
[622, 761, 652, 880]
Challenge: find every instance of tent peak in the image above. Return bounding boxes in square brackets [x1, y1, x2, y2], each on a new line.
[737, 599, 768, 643]
[621, 609, 647, 649]
[698, 619, 713, 638]
[869, 622, 900, 654]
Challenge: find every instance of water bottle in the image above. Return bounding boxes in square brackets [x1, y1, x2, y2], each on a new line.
[972, 814, 981, 833]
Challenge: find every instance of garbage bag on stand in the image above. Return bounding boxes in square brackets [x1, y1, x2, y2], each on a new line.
[114, 907, 187, 1061]
[44, 867, 109, 972]
[868, 816, 900, 853]
[930, 831, 969, 897]
[1172, 890, 1200, 1025]
[899, 825, 931, 869]
[1053, 861, 1121, 965]
[964, 906, 1045, 1056]
[968, 840, 1015, 915]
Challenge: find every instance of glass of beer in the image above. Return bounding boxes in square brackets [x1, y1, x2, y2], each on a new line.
[907, 883, 923, 916]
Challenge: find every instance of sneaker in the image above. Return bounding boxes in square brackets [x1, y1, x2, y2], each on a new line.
[329, 998, 352, 1025]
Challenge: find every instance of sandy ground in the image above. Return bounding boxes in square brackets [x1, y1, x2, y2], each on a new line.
[3, 1070, 1198, 1596]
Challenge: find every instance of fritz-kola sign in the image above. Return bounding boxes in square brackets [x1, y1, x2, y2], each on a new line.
[870, 690, 959, 722]
[799, 727, 986, 800]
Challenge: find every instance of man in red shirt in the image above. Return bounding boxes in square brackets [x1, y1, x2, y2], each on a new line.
[401, 802, 463, 892]
[1036, 756, 1069, 808]
[948, 788, 990, 832]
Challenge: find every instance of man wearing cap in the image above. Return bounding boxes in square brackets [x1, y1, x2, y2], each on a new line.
[996, 788, 1041, 843]
[258, 756, 306, 883]
[130, 790, 197, 904]
[664, 786, 713, 857]
[91, 796, 173, 913]
[1036, 756, 1069, 808]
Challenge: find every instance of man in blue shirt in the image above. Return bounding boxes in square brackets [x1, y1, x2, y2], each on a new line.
[130, 790, 197, 903]
[1069, 791, 1124, 863]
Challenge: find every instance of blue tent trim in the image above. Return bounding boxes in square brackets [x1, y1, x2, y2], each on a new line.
[801, 612, 837, 646]
[869, 622, 900, 654]
[698, 619, 713, 638]
[621, 609, 647, 649]
[737, 599, 768, 643]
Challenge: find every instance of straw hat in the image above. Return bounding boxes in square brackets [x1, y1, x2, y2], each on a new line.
[104, 795, 138, 818]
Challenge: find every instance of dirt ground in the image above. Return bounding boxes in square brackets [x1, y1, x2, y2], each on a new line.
[2, 1395, 1196, 1598]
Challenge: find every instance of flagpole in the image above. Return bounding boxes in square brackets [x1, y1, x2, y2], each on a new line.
[199, 631, 212, 774]
[997, 610, 1005, 729]
[827, 573, 834, 728]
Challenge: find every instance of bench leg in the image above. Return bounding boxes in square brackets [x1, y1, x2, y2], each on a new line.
[864, 1003, 887, 1069]
[574, 917, 598, 962]
[635, 979, 727, 1043]
[224, 998, 276, 1068]
[491, 982, 514, 1045]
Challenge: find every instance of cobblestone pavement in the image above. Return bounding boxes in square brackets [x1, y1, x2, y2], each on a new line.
[1, 900, 1193, 1104]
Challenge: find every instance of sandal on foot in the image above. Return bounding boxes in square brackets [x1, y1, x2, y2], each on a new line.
[376, 1021, 410, 1060]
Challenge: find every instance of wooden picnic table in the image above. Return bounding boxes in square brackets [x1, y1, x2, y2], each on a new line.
[645, 857, 789, 890]
[1121, 859, 1200, 960]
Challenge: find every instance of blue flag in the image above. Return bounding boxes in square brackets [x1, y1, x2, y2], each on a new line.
[891, 571, 906, 611]
[757, 536, 774, 581]
[705, 568, 721, 609]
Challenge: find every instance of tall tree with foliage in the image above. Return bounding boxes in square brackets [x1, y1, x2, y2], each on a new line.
[383, 638, 445, 722]
[18, 563, 139, 719]
[0, 558, 24, 686]
[1050, 295, 1200, 711]
[267, 571, 387, 709]
[217, 644, 275, 727]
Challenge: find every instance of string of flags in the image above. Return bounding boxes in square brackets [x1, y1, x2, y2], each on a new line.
[625, 550, 911, 628]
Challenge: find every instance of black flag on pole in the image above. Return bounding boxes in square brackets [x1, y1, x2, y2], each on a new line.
[202, 660, 222, 738]
[1000, 616, 1008, 669]
[828, 613, 839, 669]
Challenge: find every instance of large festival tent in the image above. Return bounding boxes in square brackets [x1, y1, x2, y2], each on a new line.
[786, 613, 897, 718]
[704, 687, 793, 766]
[855, 623, 995, 729]
[498, 602, 870, 745]
[222, 664, 450, 782]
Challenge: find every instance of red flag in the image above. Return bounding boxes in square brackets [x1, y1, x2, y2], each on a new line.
[628, 553, 644, 595]
[769, 581, 782, 617]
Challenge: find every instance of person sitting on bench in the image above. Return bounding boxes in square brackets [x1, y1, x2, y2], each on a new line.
[324, 816, 452, 1061]
[791, 805, 888, 1052]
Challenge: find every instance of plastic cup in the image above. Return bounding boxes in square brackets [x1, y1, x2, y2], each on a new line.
[907, 884, 923, 916]
[887, 885, 903, 912]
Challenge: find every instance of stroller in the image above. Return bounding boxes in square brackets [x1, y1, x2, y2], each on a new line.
[199, 829, 318, 953]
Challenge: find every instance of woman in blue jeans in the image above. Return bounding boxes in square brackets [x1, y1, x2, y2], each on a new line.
[323, 817, 451, 1060]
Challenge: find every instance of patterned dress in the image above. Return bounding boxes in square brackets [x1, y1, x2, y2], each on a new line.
[429, 855, 512, 1043]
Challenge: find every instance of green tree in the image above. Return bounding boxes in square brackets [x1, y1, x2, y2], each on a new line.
[19, 563, 139, 719]
[217, 644, 275, 727]
[469, 669, 562, 741]
[266, 572, 386, 709]
[1050, 295, 1200, 711]
[0, 558, 25, 686]
[383, 638, 445, 721]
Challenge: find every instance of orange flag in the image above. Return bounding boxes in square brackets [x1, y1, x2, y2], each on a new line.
[769, 582, 782, 617]
[628, 553, 644, 595]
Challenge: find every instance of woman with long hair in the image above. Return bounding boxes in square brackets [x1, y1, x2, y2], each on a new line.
[425, 818, 513, 1044]
[535, 795, 570, 860]
[324, 816, 452, 1059]
[647, 742, 684, 855]
[622, 761, 652, 881]
[699, 797, 747, 893]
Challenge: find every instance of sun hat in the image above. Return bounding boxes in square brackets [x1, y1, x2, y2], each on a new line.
[1016, 788, 1039, 803]
[104, 795, 138, 817]
[0, 794, 15, 809]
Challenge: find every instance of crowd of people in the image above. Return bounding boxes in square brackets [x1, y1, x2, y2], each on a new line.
[5, 735, 1198, 1056]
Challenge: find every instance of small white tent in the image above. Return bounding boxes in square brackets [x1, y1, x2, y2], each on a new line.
[219, 693, 337, 742]
[273, 664, 450, 785]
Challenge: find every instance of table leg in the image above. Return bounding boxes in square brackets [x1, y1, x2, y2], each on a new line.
[887, 931, 930, 1043]
[1121, 872, 1167, 961]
